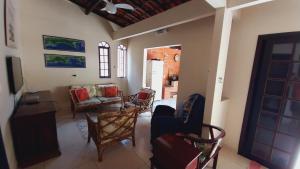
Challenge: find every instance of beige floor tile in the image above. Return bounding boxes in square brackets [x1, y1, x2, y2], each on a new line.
[95, 143, 147, 169]
[24, 100, 256, 169]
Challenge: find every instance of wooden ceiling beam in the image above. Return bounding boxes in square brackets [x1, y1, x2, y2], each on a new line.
[117, 10, 140, 23]
[94, 9, 127, 26]
[149, 1, 164, 13]
[127, 0, 153, 17]
[69, 0, 194, 27]
[85, 0, 103, 15]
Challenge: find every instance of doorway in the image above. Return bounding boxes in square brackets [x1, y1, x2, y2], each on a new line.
[143, 45, 181, 108]
[239, 32, 300, 169]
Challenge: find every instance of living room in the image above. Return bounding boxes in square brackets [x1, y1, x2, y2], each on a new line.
[1, 0, 300, 169]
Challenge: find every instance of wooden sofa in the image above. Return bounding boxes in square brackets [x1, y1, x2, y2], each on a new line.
[69, 83, 123, 118]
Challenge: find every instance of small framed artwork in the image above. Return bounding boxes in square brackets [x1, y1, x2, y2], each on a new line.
[44, 54, 86, 68]
[43, 35, 85, 52]
[4, 0, 17, 48]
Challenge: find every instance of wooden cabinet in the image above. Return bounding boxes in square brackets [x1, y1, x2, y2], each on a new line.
[11, 91, 60, 168]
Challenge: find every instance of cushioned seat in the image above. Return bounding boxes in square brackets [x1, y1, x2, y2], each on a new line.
[78, 97, 101, 105]
[69, 83, 123, 118]
[97, 96, 122, 103]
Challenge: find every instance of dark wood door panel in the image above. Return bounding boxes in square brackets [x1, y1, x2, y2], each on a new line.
[239, 32, 300, 169]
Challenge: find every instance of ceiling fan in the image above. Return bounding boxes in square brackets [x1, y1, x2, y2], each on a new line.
[101, 0, 135, 14]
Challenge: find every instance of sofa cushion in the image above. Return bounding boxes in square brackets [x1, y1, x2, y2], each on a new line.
[83, 85, 97, 97]
[95, 84, 116, 97]
[137, 92, 150, 100]
[71, 84, 97, 97]
[75, 88, 90, 102]
[99, 111, 135, 137]
[97, 96, 121, 103]
[103, 86, 118, 97]
[78, 97, 101, 105]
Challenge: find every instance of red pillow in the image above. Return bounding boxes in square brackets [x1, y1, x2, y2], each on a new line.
[75, 88, 89, 102]
[137, 92, 150, 100]
[103, 86, 118, 97]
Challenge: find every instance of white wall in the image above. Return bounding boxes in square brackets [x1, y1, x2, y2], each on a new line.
[223, 0, 300, 151]
[19, 0, 127, 112]
[0, 0, 22, 168]
[127, 17, 214, 104]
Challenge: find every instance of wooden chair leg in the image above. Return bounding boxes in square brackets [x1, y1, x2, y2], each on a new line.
[97, 146, 104, 162]
[132, 135, 136, 147]
[150, 161, 154, 169]
[73, 110, 76, 119]
[87, 134, 91, 143]
[213, 153, 219, 169]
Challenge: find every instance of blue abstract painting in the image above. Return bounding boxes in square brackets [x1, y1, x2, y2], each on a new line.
[43, 35, 85, 52]
[44, 54, 86, 68]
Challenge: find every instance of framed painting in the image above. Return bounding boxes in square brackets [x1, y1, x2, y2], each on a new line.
[44, 54, 86, 68]
[43, 35, 85, 52]
[4, 0, 17, 48]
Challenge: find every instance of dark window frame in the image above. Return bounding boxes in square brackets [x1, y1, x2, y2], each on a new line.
[98, 42, 111, 78]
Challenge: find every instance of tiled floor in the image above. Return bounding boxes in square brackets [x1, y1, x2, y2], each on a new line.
[25, 100, 259, 169]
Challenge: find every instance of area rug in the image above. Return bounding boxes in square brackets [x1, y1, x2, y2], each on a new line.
[75, 113, 97, 140]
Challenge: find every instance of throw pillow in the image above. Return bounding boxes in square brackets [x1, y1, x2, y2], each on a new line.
[83, 85, 97, 97]
[137, 92, 150, 100]
[75, 88, 90, 102]
[103, 86, 118, 97]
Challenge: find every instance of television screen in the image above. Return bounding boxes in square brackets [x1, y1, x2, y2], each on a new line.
[6, 56, 24, 94]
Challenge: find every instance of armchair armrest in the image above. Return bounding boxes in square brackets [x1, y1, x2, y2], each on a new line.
[117, 90, 124, 97]
[123, 94, 137, 102]
[179, 124, 225, 144]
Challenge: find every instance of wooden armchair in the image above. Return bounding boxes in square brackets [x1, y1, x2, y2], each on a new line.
[123, 88, 156, 114]
[86, 108, 138, 162]
[150, 124, 225, 169]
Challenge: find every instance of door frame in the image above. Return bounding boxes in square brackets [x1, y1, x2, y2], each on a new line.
[142, 44, 182, 89]
[238, 31, 300, 168]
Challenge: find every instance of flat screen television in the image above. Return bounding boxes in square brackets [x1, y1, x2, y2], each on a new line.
[6, 56, 24, 94]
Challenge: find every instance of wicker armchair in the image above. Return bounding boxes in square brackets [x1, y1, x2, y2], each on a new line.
[123, 88, 156, 114]
[151, 124, 225, 169]
[86, 108, 138, 162]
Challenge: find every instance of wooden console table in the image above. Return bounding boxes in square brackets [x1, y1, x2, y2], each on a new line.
[11, 91, 60, 168]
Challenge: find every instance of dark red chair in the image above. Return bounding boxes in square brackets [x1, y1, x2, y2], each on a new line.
[150, 124, 225, 169]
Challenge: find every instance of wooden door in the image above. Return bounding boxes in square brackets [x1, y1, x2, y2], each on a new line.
[239, 32, 300, 169]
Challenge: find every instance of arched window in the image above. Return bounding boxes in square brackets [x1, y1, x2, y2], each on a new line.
[98, 42, 111, 78]
[117, 44, 127, 78]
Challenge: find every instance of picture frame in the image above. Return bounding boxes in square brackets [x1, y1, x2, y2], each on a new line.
[44, 54, 86, 68]
[4, 0, 17, 48]
[43, 35, 85, 52]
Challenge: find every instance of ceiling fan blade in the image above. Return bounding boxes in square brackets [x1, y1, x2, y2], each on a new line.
[109, 5, 117, 14]
[115, 3, 134, 11]
[101, 0, 117, 14]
